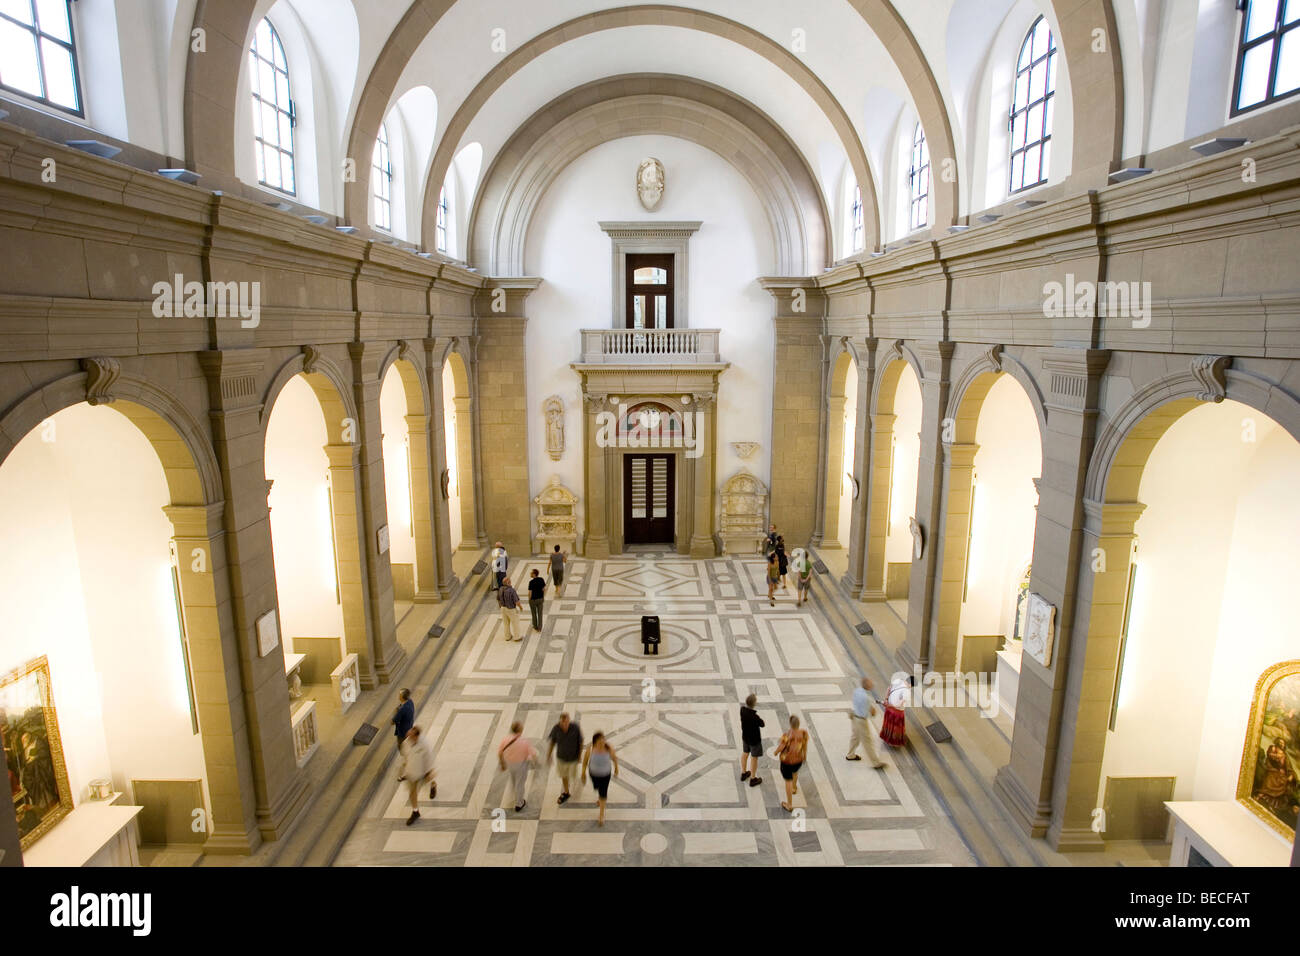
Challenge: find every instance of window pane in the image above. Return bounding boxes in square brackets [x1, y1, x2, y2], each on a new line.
[278, 110, 292, 148]
[1030, 62, 1047, 102]
[632, 267, 666, 284]
[40, 36, 75, 108]
[260, 102, 278, 144]
[255, 18, 272, 53]
[34, 0, 69, 42]
[1044, 94, 1056, 138]
[1040, 139, 1052, 181]
[0, 0, 33, 25]
[1027, 101, 1044, 142]
[1024, 143, 1042, 185]
[1277, 28, 1300, 94]
[271, 34, 286, 71]
[1017, 33, 1032, 70]
[0, 18, 42, 96]
[261, 145, 280, 188]
[1246, 0, 1280, 42]
[280, 151, 295, 193]
[1012, 111, 1026, 150]
[654, 296, 666, 328]
[275, 70, 289, 110]
[1238, 39, 1274, 108]
[1287, 0, 1299, 25]
[1011, 151, 1025, 191]
[1034, 18, 1051, 58]
[255, 146, 265, 184]
[259, 60, 275, 105]
[1013, 69, 1028, 110]
[1047, 51, 1058, 94]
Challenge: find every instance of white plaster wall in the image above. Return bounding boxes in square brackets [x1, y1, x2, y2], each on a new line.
[0, 405, 206, 809]
[960, 374, 1041, 639]
[264, 375, 345, 648]
[1101, 401, 1300, 805]
[379, 366, 416, 568]
[523, 135, 775, 547]
[442, 363, 463, 550]
[836, 361, 858, 547]
[886, 363, 923, 563]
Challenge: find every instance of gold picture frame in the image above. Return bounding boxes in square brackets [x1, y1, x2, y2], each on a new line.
[1235, 659, 1300, 839]
[1, 655, 73, 849]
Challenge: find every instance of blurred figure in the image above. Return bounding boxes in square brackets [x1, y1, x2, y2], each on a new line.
[776, 535, 789, 590]
[527, 567, 546, 631]
[498, 720, 538, 813]
[880, 677, 909, 748]
[763, 524, 778, 559]
[767, 551, 780, 607]
[845, 677, 887, 769]
[400, 726, 436, 826]
[546, 711, 583, 805]
[392, 688, 414, 776]
[582, 732, 620, 826]
[549, 544, 567, 594]
[774, 715, 810, 813]
[791, 547, 813, 606]
[498, 575, 522, 642]
[491, 541, 509, 590]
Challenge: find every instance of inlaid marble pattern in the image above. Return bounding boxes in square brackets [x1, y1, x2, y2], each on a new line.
[336, 556, 976, 867]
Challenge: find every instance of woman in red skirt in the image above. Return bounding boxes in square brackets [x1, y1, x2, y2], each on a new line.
[879, 678, 908, 747]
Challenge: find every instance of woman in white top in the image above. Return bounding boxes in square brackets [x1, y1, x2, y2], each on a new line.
[400, 726, 436, 826]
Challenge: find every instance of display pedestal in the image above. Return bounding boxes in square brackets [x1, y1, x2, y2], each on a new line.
[22, 801, 144, 867]
[1164, 800, 1291, 867]
[996, 640, 1022, 720]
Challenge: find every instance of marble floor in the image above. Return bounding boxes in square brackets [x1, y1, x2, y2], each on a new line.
[336, 554, 977, 867]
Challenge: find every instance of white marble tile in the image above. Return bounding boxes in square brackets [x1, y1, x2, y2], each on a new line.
[383, 830, 458, 854]
[542, 653, 564, 672]
[852, 829, 925, 852]
[683, 831, 757, 854]
[549, 832, 627, 854]
[463, 683, 515, 696]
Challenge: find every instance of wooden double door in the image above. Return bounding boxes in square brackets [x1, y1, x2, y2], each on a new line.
[623, 454, 675, 544]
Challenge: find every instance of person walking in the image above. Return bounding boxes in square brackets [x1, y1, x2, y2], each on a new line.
[763, 524, 778, 559]
[527, 568, 546, 632]
[739, 693, 765, 787]
[766, 551, 780, 606]
[776, 535, 789, 591]
[774, 714, 810, 813]
[392, 688, 414, 775]
[491, 541, 509, 591]
[792, 547, 813, 606]
[546, 711, 583, 804]
[581, 732, 619, 826]
[498, 720, 538, 813]
[498, 575, 523, 641]
[549, 544, 567, 595]
[400, 726, 436, 825]
[846, 677, 888, 769]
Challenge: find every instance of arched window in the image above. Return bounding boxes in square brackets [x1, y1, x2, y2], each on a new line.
[436, 186, 449, 253]
[1009, 15, 1056, 193]
[850, 185, 863, 252]
[248, 18, 296, 195]
[909, 122, 930, 231]
[372, 123, 393, 231]
[1232, 0, 1300, 115]
[0, 0, 81, 113]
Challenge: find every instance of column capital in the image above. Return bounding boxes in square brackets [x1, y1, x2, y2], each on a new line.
[943, 441, 979, 468]
[1082, 498, 1147, 536]
[323, 442, 361, 468]
[162, 502, 226, 538]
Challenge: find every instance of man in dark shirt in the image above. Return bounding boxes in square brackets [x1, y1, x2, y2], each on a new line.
[392, 688, 414, 776]
[527, 568, 546, 631]
[739, 693, 765, 787]
[546, 712, 584, 804]
[498, 576, 522, 641]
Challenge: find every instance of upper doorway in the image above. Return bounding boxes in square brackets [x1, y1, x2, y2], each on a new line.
[626, 254, 674, 329]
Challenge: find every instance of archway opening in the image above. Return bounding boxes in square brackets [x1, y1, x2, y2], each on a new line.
[936, 372, 1041, 677]
[444, 353, 478, 550]
[822, 351, 857, 550]
[379, 362, 419, 617]
[1090, 400, 1300, 844]
[882, 363, 922, 615]
[0, 404, 210, 858]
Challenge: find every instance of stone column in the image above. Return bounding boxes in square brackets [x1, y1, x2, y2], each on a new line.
[197, 349, 311, 850]
[994, 349, 1112, 848]
[423, 339, 460, 596]
[403, 410, 442, 602]
[583, 393, 610, 557]
[347, 342, 403, 685]
[689, 392, 719, 558]
[843, 339, 876, 595]
[899, 342, 953, 673]
[821, 356, 848, 548]
[861, 411, 896, 600]
[931, 441, 979, 672]
[452, 395, 479, 549]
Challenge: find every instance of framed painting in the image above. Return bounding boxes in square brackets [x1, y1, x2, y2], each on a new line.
[1, 656, 73, 849]
[1235, 659, 1300, 839]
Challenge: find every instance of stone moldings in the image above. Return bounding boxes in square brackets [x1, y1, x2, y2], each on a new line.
[544, 395, 565, 461]
[82, 357, 121, 406]
[719, 470, 768, 555]
[534, 476, 578, 555]
[731, 441, 759, 460]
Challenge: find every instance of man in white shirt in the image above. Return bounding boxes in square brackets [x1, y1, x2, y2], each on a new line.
[846, 677, 888, 769]
[491, 541, 508, 591]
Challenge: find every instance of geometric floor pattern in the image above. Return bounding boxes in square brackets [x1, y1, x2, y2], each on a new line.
[335, 554, 977, 866]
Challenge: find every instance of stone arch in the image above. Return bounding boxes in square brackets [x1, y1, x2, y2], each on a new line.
[1047, 365, 1300, 848]
[0, 371, 275, 853]
[378, 344, 431, 417]
[931, 354, 1046, 670]
[260, 349, 359, 445]
[862, 353, 925, 601]
[469, 75, 830, 275]
[822, 346, 860, 547]
[413, 6, 881, 253]
[1047, 0, 1125, 189]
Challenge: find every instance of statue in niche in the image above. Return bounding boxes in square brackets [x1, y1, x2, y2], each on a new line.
[544, 395, 565, 461]
[637, 158, 665, 211]
[909, 517, 924, 560]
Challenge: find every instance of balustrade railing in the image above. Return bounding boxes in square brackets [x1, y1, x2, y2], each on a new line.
[291, 700, 319, 768]
[578, 327, 721, 364]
